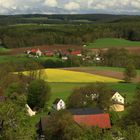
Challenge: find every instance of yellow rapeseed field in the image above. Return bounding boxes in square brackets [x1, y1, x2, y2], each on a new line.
[41, 69, 122, 83]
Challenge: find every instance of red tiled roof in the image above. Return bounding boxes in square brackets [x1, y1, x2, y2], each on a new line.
[71, 50, 81, 55]
[31, 49, 38, 53]
[73, 113, 111, 129]
[44, 51, 54, 56]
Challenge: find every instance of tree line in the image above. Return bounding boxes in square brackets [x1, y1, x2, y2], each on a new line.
[0, 21, 140, 48]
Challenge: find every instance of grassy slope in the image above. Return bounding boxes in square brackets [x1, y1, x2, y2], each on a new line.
[0, 46, 10, 52]
[86, 38, 140, 48]
[0, 55, 59, 64]
[49, 82, 136, 105]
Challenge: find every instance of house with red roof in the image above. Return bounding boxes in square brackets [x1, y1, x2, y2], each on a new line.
[36, 107, 111, 139]
[44, 51, 54, 57]
[69, 108, 111, 129]
[71, 50, 82, 56]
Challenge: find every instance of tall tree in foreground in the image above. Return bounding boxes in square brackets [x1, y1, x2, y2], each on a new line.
[124, 83, 140, 126]
[44, 110, 84, 140]
[27, 79, 51, 110]
[0, 100, 34, 140]
[124, 61, 137, 82]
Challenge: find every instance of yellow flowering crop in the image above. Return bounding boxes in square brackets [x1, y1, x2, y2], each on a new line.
[42, 69, 122, 83]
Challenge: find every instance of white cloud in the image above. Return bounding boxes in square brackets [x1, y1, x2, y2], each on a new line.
[44, 0, 58, 7]
[64, 2, 80, 10]
[0, 0, 140, 15]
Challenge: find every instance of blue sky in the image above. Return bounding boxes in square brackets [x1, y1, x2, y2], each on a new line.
[0, 0, 140, 15]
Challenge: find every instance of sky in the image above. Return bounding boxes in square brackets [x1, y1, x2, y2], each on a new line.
[0, 0, 140, 15]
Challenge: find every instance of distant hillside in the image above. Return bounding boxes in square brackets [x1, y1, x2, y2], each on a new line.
[86, 38, 140, 49]
[0, 14, 140, 25]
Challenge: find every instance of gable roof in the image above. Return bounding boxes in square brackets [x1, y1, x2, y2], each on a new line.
[53, 98, 61, 105]
[73, 113, 111, 129]
[69, 107, 103, 115]
[71, 50, 81, 55]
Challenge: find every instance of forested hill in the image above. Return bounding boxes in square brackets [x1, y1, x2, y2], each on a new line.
[0, 14, 140, 49]
[0, 14, 140, 25]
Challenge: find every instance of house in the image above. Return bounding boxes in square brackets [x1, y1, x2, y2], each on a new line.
[36, 108, 111, 139]
[85, 90, 124, 112]
[111, 91, 124, 104]
[61, 56, 68, 60]
[25, 104, 36, 117]
[69, 108, 111, 129]
[44, 51, 54, 57]
[71, 50, 82, 57]
[110, 91, 125, 112]
[27, 48, 42, 57]
[52, 98, 66, 111]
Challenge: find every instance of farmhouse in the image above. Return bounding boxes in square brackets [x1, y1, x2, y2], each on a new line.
[69, 108, 111, 129]
[36, 108, 111, 139]
[71, 50, 82, 56]
[52, 98, 66, 111]
[44, 51, 54, 57]
[110, 91, 125, 112]
[85, 90, 124, 112]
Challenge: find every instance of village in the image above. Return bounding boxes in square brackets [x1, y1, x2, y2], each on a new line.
[0, 8, 140, 139]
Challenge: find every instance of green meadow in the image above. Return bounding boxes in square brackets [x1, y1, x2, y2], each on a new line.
[86, 38, 140, 49]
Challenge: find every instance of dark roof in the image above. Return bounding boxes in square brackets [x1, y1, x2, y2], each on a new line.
[110, 90, 118, 96]
[68, 107, 103, 115]
[53, 98, 61, 105]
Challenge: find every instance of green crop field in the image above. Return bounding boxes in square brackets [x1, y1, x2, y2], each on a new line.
[86, 38, 140, 49]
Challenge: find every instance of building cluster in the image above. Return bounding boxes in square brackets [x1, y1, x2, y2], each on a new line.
[36, 91, 125, 139]
[25, 48, 102, 62]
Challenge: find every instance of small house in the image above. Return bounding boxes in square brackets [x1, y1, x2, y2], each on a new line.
[44, 51, 54, 57]
[71, 50, 82, 57]
[110, 91, 125, 112]
[52, 98, 66, 111]
[61, 56, 68, 60]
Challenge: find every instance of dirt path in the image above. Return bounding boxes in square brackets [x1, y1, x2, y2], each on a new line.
[62, 67, 140, 83]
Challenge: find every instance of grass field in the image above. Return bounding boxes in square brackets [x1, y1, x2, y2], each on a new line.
[0, 46, 10, 52]
[44, 69, 122, 83]
[86, 38, 140, 49]
[49, 82, 136, 105]
[0, 54, 59, 64]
